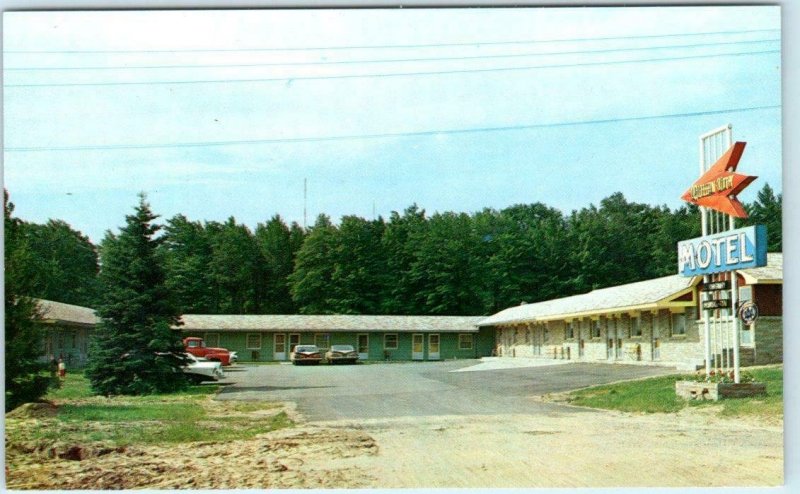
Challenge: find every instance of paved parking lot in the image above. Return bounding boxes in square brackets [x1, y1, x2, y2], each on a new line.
[216, 359, 675, 421]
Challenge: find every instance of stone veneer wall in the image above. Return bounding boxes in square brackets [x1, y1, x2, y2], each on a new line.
[494, 307, 705, 367]
[752, 316, 783, 365]
[656, 309, 702, 367]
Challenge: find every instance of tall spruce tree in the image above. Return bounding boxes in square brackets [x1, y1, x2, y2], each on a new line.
[86, 194, 187, 395]
[743, 183, 782, 252]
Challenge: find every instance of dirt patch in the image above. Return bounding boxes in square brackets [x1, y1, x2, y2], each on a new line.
[5, 398, 378, 490]
[6, 424, 377, 489]
[6, 402, 59, 419]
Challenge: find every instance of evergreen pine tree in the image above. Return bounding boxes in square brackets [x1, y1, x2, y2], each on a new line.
[85, 194, 187, 395]
[744, 183, 782, 252]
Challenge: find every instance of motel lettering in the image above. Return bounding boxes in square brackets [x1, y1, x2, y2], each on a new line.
[677, 225, 767, 277]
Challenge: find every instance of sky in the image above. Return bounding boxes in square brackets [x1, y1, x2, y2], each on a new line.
[2, 7, 782, 243]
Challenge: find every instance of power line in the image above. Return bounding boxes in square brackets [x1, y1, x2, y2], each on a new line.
[4, 28, 779, 54]
[5, 104, 779, 153]
[5, 38, 780, 72]
[5, 49, 780, 88]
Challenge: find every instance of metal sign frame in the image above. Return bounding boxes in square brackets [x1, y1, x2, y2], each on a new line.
[698, 125, 742, 383]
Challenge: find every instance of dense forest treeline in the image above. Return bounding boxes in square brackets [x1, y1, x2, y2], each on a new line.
[6, 184, 782, 317]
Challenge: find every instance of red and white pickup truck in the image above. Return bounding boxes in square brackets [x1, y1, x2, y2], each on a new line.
[183, 337, 238, 366]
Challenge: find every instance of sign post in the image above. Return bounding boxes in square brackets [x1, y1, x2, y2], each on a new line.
[680, 126, 764, 383]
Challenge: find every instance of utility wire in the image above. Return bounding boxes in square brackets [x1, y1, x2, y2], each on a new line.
[5, 49, 780, 88]
[4, 27, 780, 54]
[5, 38, 780, 72]
[5, 104, 779, 153]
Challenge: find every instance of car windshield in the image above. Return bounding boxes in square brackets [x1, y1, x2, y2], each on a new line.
[331, 345, 354, 352]
[295, 345, 319, 352]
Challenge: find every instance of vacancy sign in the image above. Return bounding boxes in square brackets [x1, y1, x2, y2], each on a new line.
[677, 225, 767, 277]
[681, 141, 757, 218]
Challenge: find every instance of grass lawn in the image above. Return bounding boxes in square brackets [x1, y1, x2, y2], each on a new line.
[10, 373, 293, 447]
[565, 365, 783, 418]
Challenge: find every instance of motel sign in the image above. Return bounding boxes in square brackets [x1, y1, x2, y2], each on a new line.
[678, 128, 766, 384]
[677, 225, 767, 277]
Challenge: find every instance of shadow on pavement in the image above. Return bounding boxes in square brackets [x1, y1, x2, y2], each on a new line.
[220, 385, 335, 393]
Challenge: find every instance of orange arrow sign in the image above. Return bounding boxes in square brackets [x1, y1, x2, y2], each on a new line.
[681, 141, 757, 218]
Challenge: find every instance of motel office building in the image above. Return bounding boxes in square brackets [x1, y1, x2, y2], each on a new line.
[36, 254, 781, 369]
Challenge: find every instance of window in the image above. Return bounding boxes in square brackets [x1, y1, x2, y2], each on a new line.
[204, 332, 220, 348]
[544, 328, 550, 342]
[459, 334, 473, 350]
[384, 333, 398, 350]
[631, 317, 642, 337]
[566, 322, 575, 340]
[671, 313, 687, 336]
[187, 339, 200, 348]
[314, 333, 330, 349]
[246, 333, 262, 349]
[592, 321, 601, 338]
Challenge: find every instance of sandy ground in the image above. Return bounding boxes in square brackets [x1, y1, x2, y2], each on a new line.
[5, 398, 782, 489]
[313, 408, 783, 488]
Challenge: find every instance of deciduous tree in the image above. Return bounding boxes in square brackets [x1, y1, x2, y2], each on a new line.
[4, 190, 51, 410]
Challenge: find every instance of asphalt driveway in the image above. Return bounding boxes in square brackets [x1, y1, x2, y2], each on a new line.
[216, 359, 676, 421]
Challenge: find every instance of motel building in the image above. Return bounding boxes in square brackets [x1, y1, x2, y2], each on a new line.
[35, 254, 781, 370]
[37, 298, 99, 366]
[480, 253, 782, 370]
[177, 315, 493, 362]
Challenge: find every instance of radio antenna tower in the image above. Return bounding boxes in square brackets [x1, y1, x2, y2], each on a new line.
[303, 178, 307, 230]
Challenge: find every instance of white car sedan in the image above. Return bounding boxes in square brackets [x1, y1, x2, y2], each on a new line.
[183, 353, 225, 383]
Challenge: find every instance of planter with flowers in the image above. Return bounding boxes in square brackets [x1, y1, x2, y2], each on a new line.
[675, 370, 766, 401]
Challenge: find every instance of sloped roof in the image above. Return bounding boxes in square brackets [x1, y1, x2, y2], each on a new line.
[478, 275, 696, 327]
[478, 252, 783, 328]
[36, 299, 100, 326]
[177, 314, 483, 333]
[739, 253, 782, 284]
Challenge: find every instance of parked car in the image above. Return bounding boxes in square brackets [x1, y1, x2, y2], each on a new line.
[325, 344, 359, 364]
[183, 353, 225, 383]
[290, 345, 322, 365]
[183, 337, 238, 366]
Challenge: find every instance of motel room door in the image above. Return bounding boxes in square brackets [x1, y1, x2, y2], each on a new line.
[288, 333, 301, 354]
[274, 334, 287, 361]
[357, 333, 369, 361]
[607, 320, 616, 360]
[652, 324, 661, 360]
[428, 334, 440, 360]
[412, 333, 424, 360]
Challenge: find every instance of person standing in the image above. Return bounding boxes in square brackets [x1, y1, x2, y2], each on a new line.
[57, 358, 66, 380]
